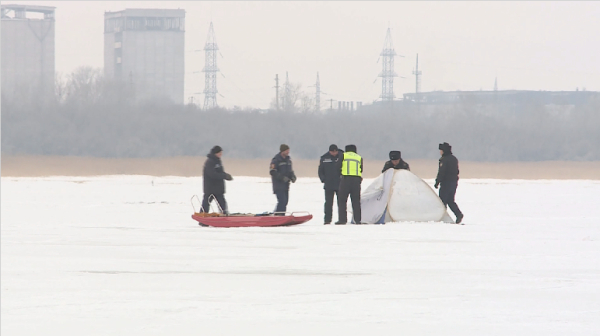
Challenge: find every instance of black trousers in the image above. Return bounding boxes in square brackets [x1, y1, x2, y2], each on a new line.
[324, 189, 338, 223]
[201, 193, 228, 214]
[275, 189, 289, 214]
[439, 181, 462, 218]
[338, 176, 362, 223]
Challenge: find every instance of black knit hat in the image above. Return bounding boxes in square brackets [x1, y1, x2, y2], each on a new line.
[210, 145, 223, 154]
[280, 144, 290, 152]
[389, 150, 401, 160]
[345, 144, 357, 153]
[438, 142, 452, 153]
[329, 144, 338, 151]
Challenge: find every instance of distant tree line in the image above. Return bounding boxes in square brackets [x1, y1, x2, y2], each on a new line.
[2, 67, 599, 161]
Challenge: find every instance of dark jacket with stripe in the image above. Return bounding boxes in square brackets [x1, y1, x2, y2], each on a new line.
[270, 153, 295, 193]
[318, 150, 343, 191]
[382, 159, 410, 173]
[203, 154, 228, 195]
[435, 153, 460, 185]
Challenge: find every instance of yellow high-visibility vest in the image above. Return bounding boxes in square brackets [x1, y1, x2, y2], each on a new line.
[341, 152, 362, 176]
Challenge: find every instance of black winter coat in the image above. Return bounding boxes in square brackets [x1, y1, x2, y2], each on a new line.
[203, 154, 229, 195]
[435, 152, 460, 184]
[318, 150, 343, 191]
[382, 159, 410, 173]
[270, 153, 295, 193]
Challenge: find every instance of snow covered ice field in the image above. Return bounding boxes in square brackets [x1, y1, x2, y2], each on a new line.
[2, 175, 600, 335]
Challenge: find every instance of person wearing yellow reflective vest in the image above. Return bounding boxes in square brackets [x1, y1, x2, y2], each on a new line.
[336, 144, 363, 224]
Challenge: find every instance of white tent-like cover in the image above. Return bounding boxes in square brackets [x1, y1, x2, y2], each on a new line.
[358, 169, 454, 224]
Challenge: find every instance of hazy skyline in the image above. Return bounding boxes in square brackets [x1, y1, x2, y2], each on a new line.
[5, 1, 600, 108]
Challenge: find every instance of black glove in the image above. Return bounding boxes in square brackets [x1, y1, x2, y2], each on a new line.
[282, 176, 290, 183]
[434, 181, 439, 189]
[224, 173, 233, 181]
[290, 174, 297, 183]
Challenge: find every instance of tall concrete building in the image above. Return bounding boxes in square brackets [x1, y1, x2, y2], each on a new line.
[104, 8, 185, 104]
[1, 4, 55, 100]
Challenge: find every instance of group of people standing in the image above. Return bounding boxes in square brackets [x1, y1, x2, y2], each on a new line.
[200, 142, 464, 224]
[318, 144, 364, 224]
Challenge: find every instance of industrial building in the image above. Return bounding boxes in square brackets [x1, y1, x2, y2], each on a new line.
[402, 90, 599, 106]
[1, 4, 55, 100]
[104, 8, 185, 104]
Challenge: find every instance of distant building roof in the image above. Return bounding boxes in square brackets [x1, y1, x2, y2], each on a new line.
[1, 4, 55, 20]
[1, 4, 55, 13]
[104, 8, 185, 19]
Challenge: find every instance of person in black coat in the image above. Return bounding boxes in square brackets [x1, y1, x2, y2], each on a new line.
[201, 146, 233, 214]
[318, 144, 344, 224]
[434, 142, 464, 224]
[382, 150, 410, 173]
[270, 144, 296, 214]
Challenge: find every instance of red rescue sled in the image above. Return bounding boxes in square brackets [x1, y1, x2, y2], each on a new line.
[192, 212, 313, 228]
[190, 195, 312, 228]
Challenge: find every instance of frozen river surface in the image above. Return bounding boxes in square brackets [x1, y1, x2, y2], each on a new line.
[2, 176, 600, 335]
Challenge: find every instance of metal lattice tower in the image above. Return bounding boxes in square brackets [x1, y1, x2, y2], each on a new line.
[274, 74, 280, 110]
[413, 53, 422, 100]
[203, 22, 219, 110]
[315, 72, 321, 112]
[379, 28, 397, 102]
[283, 71, 290, 111]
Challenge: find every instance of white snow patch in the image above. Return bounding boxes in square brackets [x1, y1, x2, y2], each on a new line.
[2, 176, 600, 335]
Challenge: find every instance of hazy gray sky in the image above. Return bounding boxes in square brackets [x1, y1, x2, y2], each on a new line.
[7, 1, 600, 108]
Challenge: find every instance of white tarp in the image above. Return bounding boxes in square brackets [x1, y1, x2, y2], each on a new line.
[359, 169, 454, 224]
[360, 169, 394, 224]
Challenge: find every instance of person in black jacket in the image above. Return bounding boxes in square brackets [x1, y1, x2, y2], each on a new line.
[270, 144, 296, 214]
[318, 144, 344, 224]
[382, 150, 410, 173]
[201, 146, 233, 214]
[434, 142, 464, 224]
